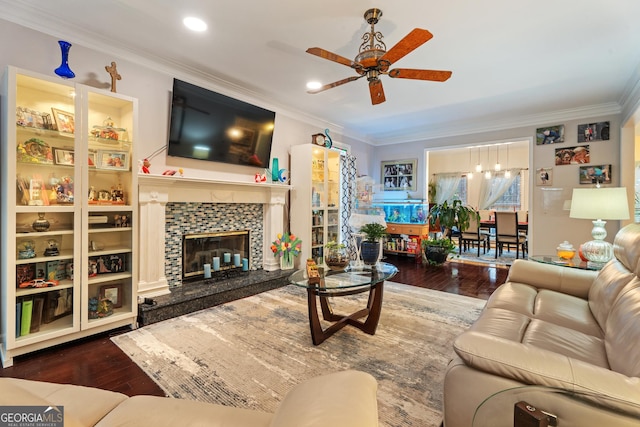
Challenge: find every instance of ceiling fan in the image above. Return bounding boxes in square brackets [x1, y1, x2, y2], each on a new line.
[306, 8, 452, 105]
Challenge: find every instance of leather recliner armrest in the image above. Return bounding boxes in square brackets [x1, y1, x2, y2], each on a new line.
[269, 370, 379, 427]
[507, 259, 597, 299]
[453, 331, 640, 418]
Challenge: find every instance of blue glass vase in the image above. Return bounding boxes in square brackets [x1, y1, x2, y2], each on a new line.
[54, 40, 75, 79]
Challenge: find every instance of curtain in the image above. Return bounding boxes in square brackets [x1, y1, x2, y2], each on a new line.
[340, 153, 357, 258]
[478, 169, 520, 209]
[434, 173, 462, 204]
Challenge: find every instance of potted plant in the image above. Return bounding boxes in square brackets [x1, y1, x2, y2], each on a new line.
[421, 237, 456, 265]
[359, 223, 387, 265]
[428, 199, 478, 238]
[424, 199, 478, 265]
[325, 241, 350, 271]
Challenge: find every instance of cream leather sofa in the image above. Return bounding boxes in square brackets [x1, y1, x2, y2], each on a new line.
[0, 370, 378, 427]
[443, 223, 640, 426]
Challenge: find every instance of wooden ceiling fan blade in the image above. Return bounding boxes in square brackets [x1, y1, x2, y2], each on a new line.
[388, 68, 452, 81]
[379, 28, 433, 65]
[369, 79, 386, 105]
[307, 76, 362, 94]
[306, 47, 362, 69]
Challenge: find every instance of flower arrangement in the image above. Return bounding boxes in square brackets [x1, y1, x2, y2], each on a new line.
[271, 232, 302, 264]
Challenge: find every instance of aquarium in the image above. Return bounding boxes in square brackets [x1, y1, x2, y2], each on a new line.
[372, 201, 430, 224]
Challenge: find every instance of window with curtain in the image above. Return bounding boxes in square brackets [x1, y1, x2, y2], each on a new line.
[488, 174, 521, 211]
[434, 173, 467, 204]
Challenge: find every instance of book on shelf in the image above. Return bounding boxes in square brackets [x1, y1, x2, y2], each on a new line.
[15, 301, 22, 338]
[20, 299, 33, 337]
[30, 297, 45, 333]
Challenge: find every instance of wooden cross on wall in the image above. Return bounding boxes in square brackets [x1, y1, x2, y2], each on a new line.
[105, 61, 121, 93]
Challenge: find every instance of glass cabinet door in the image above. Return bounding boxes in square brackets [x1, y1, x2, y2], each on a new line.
[11, 71, 80, 345]
[82, 89, 137, 327]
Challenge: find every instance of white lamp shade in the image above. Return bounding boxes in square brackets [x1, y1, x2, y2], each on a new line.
[569, 187, 629, 220]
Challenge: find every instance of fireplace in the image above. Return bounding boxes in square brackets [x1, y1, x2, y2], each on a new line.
[183, 230, 250, 279]
[138, 175, 288, 298]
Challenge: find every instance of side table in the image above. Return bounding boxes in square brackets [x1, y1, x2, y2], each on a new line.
[529, 255, 603, 271]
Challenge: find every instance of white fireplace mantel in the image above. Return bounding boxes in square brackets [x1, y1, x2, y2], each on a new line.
[138, 174, 290, 298]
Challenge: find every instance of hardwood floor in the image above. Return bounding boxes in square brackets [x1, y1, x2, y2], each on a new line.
[0, 256, 509, 397]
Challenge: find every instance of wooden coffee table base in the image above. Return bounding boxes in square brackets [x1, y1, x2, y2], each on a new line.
[306, 282, 384, 345]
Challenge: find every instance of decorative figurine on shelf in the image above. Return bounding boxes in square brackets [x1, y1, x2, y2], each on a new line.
[141, 158, 151, 174]
[88, 186, 96, 201]
[18, 240, 36, 259]
[254, 171, 267, 182]
[324, 128, 333, 148]
[105, 61, 121, 93]
[44, 239, 60, 257]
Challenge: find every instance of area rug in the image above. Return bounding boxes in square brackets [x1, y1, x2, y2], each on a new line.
[449, 246, 526, 267]
[112, 283, 486, 427]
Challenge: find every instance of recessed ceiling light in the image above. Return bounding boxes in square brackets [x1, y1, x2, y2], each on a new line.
[306, 81, 322, 90]
[183, 17, 207, 32]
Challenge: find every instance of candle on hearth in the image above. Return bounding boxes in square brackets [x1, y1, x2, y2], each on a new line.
[224, 252, 231, 263]
[234, 253, 241, 267]
[242, 258, 249, 271]
[203, 263, 211, 278]
[213, 257, 220, 271]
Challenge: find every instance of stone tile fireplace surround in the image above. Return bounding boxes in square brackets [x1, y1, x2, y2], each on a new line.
[138, 175, 289, 299]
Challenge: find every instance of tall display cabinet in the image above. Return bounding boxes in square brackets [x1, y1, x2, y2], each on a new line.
[0, 66, 138, 367]
[290, 144, 343, 267]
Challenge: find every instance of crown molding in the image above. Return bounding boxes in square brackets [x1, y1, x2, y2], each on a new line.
[367, 102, 622, 146]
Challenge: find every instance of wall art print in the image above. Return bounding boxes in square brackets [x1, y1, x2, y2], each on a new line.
[536, 167, 553, 186]
[536, 124, 564, 145]
[555, 145, 590, 165]
[579, 164, 611, 185]
[577, 121, 610, 142]
[381, 159, 416, 191]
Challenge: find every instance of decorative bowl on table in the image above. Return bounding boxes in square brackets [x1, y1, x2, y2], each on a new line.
[325, 244, 350, 271]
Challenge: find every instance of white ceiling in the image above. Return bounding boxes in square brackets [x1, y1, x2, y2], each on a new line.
[3, 0, 640, 145]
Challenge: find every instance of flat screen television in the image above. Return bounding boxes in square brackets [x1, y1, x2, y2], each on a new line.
[167, 78, 275, 168]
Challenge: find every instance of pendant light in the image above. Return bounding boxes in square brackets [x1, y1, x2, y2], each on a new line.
[475, 147, 482, 172]
[484, 146, 491, 178]
[505, 144, 511, 178]
[494, 145, 501, 171]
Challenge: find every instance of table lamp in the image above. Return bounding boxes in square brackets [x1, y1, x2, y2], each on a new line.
[569, 186, 629, 267]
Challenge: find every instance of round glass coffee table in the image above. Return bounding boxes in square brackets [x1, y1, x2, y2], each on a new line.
[289, 262, 398, 345]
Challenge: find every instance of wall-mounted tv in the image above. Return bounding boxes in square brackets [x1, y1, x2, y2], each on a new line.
[167, 78, 275, 168]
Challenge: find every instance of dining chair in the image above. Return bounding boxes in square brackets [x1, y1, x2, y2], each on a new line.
[458, 213, 490, 256]
[494, 211, 527, 258]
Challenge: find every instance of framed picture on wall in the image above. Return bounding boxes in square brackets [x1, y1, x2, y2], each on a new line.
[536, 167, 553, 186]
[577, 122, 610, 142]
[579, 164, 611, 185]
[381, 159, 416, 191]
[555, 145, 590, 165]
[535, 124, 564, 145]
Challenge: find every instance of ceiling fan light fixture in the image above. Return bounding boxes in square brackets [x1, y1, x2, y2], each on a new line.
[305, 8, 451, 105]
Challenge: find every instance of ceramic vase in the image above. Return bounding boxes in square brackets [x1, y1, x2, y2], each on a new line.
[32, 212, 50, 232]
